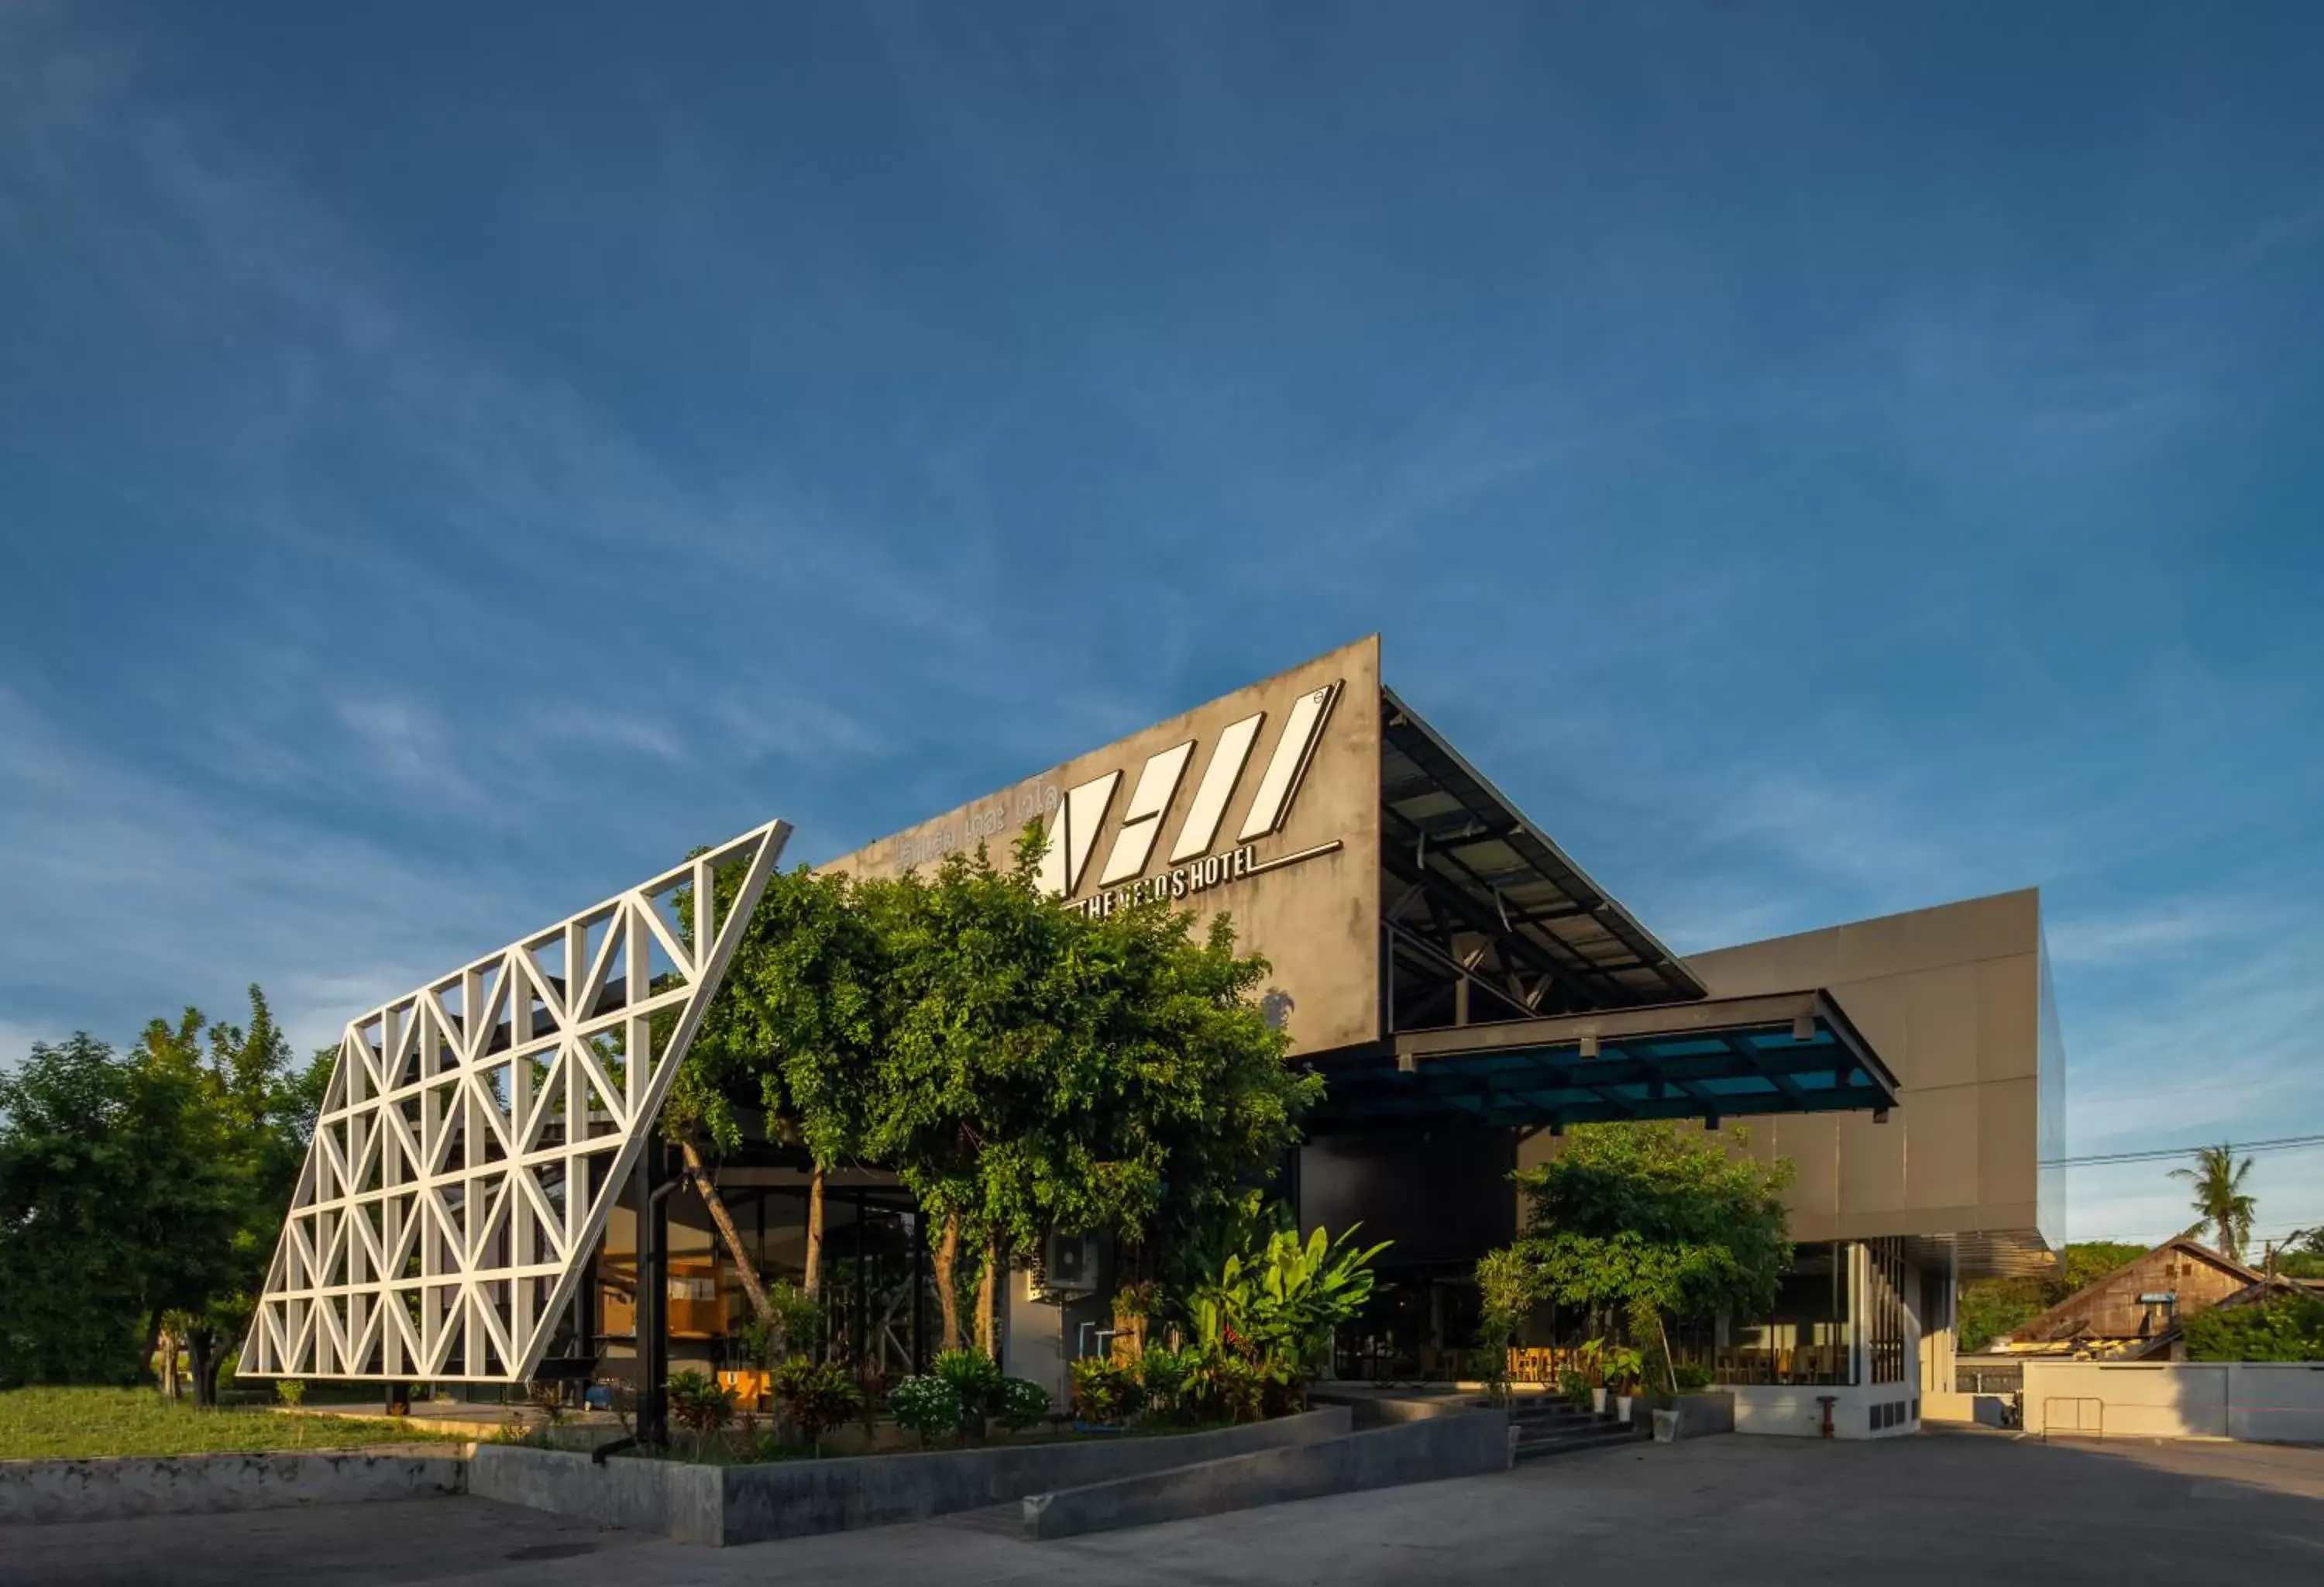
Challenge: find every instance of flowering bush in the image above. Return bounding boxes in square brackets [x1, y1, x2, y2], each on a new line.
[888, 1375, 965, 1447]
[992, 1375, 1050, 1431]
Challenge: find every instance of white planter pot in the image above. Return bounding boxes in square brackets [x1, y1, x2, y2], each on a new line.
[1615, 1395, 1634, 1423]
[1592, 1387, 1608, 1415]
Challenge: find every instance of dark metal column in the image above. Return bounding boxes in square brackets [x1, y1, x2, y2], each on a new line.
[911, 1207, 928, 1374]
[634, 1141, 669, 1446]
[853, 1189, 868, 1369]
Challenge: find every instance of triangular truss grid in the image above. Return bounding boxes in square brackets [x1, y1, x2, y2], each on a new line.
[240, 819, 789, 1382]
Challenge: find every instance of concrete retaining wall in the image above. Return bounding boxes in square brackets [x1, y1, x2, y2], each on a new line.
[469, 1444, 723, 1543]
[1309, 1390, 1482, 1427]
[1022, 1408, 1513, 1541]
[2023, 1361, 2324, 1444]
[1651, 1391, 1734, 1440]
[472, 1407, 1352, 1546]
[0, 1452, 466, 1526]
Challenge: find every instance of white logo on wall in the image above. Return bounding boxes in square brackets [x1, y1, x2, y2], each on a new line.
[1040, 681, 1344, 917]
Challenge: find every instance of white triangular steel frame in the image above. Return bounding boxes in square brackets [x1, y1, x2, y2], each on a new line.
[239, 818, 789, 1382]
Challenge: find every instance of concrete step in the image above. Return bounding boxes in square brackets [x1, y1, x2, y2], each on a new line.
[1511, 1422, 1646, 1461]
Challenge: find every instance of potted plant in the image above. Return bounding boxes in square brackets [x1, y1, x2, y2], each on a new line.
[1601, 1345, 1646, 1423]
[1576, 1338, 1608, 1415]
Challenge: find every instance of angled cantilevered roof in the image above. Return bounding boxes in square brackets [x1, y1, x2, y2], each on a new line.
[1380, 687, 1703, 1017]
[1306, 990, 1898, 1134]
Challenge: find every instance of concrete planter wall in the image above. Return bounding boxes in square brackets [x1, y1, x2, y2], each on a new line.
[1651, 1391, 1735, 1441]
[471, 1406, 1352, 1547]
[1023, 1406, 1514, 1540]
[0, 1452, 466, 1527]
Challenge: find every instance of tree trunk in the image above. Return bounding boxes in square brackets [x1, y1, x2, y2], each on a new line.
[975, 1240, 999, 1358]
[934, 1213, 961, 1353]
[187, 1328, 216, 1410]
[803, 1163, 827, 1298]
[160, 1320, 180, 1402]
[678, 1139, 771, 1324]
[143, 1306, 167, 1397]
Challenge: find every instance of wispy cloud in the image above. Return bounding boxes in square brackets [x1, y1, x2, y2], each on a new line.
[2046, 899, 2273, 966]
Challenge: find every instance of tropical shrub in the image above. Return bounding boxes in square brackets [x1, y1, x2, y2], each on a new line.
[1136, 1345, 1198, 1421]
[665, 1369, 737, 1455]
[273, 1378, 307, 1407]
[887, 1375, 965, 1447]
[930, 1348, 1002, 1407]
[770, 1357, 862, 1451]
[1191, 1221, 1389, 1380]
[1673, 1362, 1714, 1392]
[1559, 1368, 1594, 1412]
[1184, 1351, 1269, 1424]
[1071, 1356, 1144, 1424]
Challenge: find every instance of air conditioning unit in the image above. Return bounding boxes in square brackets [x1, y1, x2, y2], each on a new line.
[1027, 1230, 1102, 1304]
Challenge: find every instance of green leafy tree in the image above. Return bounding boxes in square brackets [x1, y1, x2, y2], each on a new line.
[0, 988, 324, 1396]
[1957, 1280, 2045, 1355]
[2278, 1228, 2324, 1281]
[673, 862, 890, 1317]
[2061, 1241, 2147, 1292]
[865, 828, 1316, 1354]
[2183, 1292, 2324, 1362]
[1493, 1122, 1795, 1390]
[2171, 1145, 2257, 1264]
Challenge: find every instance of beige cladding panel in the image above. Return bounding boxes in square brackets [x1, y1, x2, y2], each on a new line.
[1904, 1083, 1982, 1211]
[823, 637, 1384, 1055]
[1975, 953, 2040, 1083]
[1686, 889, 2047, 1254]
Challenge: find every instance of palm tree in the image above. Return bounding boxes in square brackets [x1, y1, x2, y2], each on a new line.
[2171, 1145, 2257, 1264]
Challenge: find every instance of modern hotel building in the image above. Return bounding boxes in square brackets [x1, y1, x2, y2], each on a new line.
[244, 635, 2061, 1441]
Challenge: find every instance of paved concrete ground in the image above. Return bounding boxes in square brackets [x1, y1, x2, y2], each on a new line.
[8, 1430, 2322, 1585]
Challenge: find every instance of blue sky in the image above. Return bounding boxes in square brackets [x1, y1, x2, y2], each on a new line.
[3, 2, 2319, 1246]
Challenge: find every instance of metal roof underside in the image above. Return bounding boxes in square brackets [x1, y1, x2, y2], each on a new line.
[1380, 687, 1702, 1014]
[1308, 990, 1899, 1134]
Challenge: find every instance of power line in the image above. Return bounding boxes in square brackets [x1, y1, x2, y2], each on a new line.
[2041, 1132, 2324, 1170]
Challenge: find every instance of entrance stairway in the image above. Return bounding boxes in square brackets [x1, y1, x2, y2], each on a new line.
[1507, 1398, 1645, 1461]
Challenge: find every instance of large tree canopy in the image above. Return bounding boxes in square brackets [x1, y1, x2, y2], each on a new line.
[674, 827, 1318, 1353]
[1498, 1121, 1796, 1329]
[0, 987, 326, 1392]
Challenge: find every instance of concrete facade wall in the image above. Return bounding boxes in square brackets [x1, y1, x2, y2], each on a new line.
[1731, 1382, 1921, 1441]
[1679, 890, 2056, 1264]
[2023, 1361, 2324, 1444]
[826, 637, 1384, 1057]
[0, 1452, 466, 1527]
[1022, 1409, 1513, 1540]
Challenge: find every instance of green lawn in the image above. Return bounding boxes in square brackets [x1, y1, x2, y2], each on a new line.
[0, 1387, 468, 1461]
